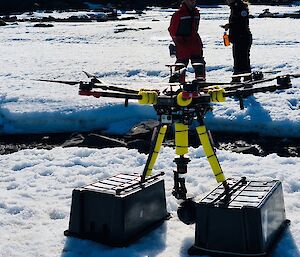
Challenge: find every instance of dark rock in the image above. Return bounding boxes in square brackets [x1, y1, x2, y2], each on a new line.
[2, 16, 18, 22]
[114, 26, 151, 33]
[81, 133, 126, 148]
[125, 119, 160, 141]
[41, 16, 56, 22]
[288, 11, 300, 19]
[127, 139, 151, 154]
[139, 27, 151, 30]
[33, 23, 54, 27]
[286, 146, 300, 157]
[118, 16, 138, 21]
[62, 133, 126, 149]
[231, 145, 262, 155]
[67, 15, 92, 22]
[61, 133, 85, 147]
[96, 17, 109, 22]
[114, 27, 137, 33]
[0, 124, 299, 158]
[258, 8, 300, 19]
[0, 19, 7, 26]
[124, 120, 162, 153]
[0, 144, 19, 154]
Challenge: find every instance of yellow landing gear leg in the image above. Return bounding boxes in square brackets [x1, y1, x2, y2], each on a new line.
[141, 125, 168, 182]
[172, 123, 190, 200]
[196, 120, 229, 193]
[140, 120, 229, 199]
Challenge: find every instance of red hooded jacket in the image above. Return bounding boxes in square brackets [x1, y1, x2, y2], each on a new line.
[168, 3, 203, 60]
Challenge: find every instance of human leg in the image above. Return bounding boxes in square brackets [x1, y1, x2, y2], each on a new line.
[172, 59, 188, 83]
[191, 56, 206, 80]
[232, 38, 252, 76]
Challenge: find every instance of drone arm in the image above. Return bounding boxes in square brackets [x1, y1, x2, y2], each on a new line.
[93, 84, 139, 94]
[79, 90, 142, 100]
[224, 82, 292, 98]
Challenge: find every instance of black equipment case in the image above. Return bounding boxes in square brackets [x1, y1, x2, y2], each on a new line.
[65, 172, 168, 246]
[189, 177, 289, 257]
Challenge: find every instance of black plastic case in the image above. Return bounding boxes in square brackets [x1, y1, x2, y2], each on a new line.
[189, 178, 289, 257]
[65, 173, 168, 246]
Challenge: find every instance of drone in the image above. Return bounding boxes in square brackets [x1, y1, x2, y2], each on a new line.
[38, 68, 298, 199]
[39, 67, 299, 257]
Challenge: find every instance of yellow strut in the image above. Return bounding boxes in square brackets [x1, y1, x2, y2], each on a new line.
[196, 125, 226, 183]
[175, 123, 189, 156]
[144, 125, 167, 177]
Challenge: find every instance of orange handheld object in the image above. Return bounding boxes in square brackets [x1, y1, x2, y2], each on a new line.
[223, 32, 230, 46]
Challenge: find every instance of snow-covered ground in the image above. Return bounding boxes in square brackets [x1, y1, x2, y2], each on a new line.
[0, 4, 300, 257]
[1, 147, 300, 257]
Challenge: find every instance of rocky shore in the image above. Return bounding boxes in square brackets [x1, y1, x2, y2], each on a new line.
[1, 120, 299, 157]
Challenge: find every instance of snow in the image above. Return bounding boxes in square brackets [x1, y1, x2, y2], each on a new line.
[1, 147, 300, 257]
[0, 4, 300, 257]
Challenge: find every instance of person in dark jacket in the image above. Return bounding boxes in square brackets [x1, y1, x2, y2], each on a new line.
[222, 0, 252, 82]
[168, 0, 205, 83]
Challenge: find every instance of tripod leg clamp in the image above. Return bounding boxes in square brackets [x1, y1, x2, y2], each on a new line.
[172, 172, 187, 200]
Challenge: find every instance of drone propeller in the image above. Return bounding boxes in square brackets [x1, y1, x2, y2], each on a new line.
[36, 77, 139, 94]
[35, 79, 80, 85]
[82, 70, 104, 84]
[82, 69, 237, 88]
[35, 78, 232, 88]
[82, 70, 96, 78]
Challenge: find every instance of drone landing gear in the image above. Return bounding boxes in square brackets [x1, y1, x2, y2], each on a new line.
[140, 119, 229, 200]
[177, 177, 246, 226]
[172, 156, 189, 200]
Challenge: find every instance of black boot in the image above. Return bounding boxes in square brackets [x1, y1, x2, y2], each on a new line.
[231, 76, 241, 83]
[243, 75, 252, 82]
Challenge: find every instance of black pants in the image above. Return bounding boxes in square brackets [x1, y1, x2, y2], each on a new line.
[232, 36, 252, 75]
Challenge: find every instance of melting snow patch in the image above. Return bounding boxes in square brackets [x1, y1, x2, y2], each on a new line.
[7, 182, 19, 190]
[49, 209, 66, 220]
[7, 206, 24, 215]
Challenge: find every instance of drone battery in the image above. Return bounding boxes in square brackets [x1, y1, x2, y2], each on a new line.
[65, 173, 168, 246]
[189, 178, 289, 257]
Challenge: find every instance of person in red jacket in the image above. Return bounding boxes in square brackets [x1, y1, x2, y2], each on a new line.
[168, 0, 205, 83]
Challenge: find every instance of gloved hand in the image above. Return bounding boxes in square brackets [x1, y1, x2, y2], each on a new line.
[220, 24, 230, 31]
